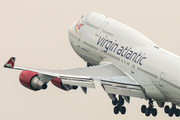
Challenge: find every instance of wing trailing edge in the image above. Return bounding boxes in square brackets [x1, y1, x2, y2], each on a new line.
[4, 57, 146, 99]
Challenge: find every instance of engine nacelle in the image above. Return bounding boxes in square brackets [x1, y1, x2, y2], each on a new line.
[51, 78, 78, 91]
[19, 70, 47, 91]
[51, 78, 68, 91]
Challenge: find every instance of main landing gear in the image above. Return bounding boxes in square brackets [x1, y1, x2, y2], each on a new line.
[113, 95, 126, 115]
[141, 99, 157, 117]
[164, 104, 180, 117]
[87, 62, 93, 67]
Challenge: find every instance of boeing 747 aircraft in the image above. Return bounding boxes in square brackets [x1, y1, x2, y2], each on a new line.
[4, 12, 180, 117]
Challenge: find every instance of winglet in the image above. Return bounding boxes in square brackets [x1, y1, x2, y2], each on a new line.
[4, 57, 16, 68]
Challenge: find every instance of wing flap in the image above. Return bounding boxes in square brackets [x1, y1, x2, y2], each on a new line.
[101, 81, 146, 99]
[61, 79, 95, 88]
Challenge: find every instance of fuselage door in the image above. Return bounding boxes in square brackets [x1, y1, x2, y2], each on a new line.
[100, 46, 105, 60]
[95, 22, 109, 36]
[95, 22, 109, 62]
[131, 63, 136, 74]
[77, 33, 82, 47]
[159, 72, 165, 87]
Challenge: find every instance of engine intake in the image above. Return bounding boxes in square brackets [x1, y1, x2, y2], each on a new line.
[19, 70, 47, 91]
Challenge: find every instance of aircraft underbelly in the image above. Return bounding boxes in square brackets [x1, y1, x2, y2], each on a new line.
[137, 74, 166, 101]
[158, 83, 180, 105]
[71, 43, 99, 65]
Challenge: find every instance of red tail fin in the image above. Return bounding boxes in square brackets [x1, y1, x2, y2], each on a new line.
[4, 57, 16, 68]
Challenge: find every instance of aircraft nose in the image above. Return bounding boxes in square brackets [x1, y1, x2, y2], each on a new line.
[68, 21, 78, 44]
[68, 21, 78, 37]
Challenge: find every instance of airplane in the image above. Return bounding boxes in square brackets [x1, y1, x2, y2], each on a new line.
[4, 12, 180, 117]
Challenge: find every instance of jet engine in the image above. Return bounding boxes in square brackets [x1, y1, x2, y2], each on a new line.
[19, 70, 47, 91]
[51, 78, 78, 91]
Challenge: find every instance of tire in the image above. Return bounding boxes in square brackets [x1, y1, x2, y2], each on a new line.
[112, 98, 118, 106]
[141, 105, 146, 113]
[175, 109, 180, 117]
[119, 98, 124, 106]
[120, 106, 126, 115]
[145, 109, 150, 117]
[164, 105, 169, 114]
[152, 108, 157, 117]
[114, 106, 119, 114]
[168, 109, 173, 117]
[72, 86, 78, 90]
[119, 95, 122, 100]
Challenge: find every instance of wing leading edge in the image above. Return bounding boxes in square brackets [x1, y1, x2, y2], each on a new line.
[4, 57, 146, 99]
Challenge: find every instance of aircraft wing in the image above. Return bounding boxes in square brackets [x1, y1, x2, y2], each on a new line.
[4, 57, 146, 99]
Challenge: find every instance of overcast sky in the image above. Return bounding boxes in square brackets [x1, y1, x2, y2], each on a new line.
[1, 0, 180, 120]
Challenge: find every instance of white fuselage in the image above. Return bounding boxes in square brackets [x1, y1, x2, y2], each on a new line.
[68, 12, 180, 106]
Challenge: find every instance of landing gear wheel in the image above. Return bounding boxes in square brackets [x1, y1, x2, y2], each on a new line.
[168, 109, 173, 117]
[87, 62, 92, 67]
[112, 98, 118, 106]
[111, 95, 127, 115]
[175, 109, 180, 117]
[118, 97, 124, 106]
[119, 95, 122, 100]
[120, 106, 126, 115]
[145, 109, 150, 117]
[114, 106, 119, 114]
[141, 105, 146, 113]
[152, 108, 157, 117]
[72, 86, 78, 90]
[164, 105, 169, 114]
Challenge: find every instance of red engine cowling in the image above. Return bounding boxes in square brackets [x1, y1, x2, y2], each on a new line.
[19, 70, 47, 91]
[51, 78, 68, 91]
[51, 78, 78, 91]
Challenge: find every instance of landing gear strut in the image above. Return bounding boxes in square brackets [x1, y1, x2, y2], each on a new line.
[141, 99, 157, 117]
[112, 95, 126, 115]
[164, 104, 180, 117]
